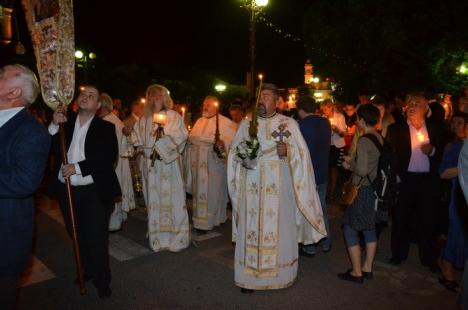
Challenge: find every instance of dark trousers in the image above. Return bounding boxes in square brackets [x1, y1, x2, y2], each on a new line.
[391, 173, 439, 266]
[0, 275, 18, 310]
[58, 184, 112, 289]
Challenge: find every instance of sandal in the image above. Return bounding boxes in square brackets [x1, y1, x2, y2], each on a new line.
[438, 275, 459, 293]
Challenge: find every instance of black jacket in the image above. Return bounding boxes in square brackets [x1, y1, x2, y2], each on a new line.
[386, 120, 445, 178]
[51, 113, 121, 206]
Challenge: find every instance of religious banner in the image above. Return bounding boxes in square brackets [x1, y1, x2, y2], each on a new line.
[21, 0, 75, 110]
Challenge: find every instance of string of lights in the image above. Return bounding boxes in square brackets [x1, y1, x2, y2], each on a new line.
[256, 13, 366, 69]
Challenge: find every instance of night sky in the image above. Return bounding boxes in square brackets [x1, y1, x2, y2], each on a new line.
[72, 0, 313, 87]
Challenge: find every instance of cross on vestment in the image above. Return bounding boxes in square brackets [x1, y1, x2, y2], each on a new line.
[271, 123, 291, 142]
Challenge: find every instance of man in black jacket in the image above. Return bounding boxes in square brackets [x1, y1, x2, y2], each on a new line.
[48, 85, 120, 298]
[386, 92, 445, 272]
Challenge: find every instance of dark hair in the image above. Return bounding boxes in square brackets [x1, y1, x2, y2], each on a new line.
[261, 83, 279, 99]
[451, 111, 468, 124]
[357, 104, 380, 127]
[370, 95, 387, 106]
[296, 95, 318, 113]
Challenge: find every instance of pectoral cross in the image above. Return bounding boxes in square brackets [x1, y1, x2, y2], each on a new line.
[271, 123, 291, 142]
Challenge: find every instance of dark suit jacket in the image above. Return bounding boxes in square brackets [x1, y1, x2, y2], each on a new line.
[386, 120, 445, 178]
[51, 113, 121, 206]
[0, 109, 51, 276]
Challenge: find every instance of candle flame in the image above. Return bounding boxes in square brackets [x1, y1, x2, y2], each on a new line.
[258, 74, 263, 80]
[214, 101, 218, 108]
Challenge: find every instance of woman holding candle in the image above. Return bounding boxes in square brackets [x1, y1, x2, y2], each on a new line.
[320, 99, 347, 202]
[133, 84, 190, 252]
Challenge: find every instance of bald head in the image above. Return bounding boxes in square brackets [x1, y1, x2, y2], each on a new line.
[0, 64, 40, 110]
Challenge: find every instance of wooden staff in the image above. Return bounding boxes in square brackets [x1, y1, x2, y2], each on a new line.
[58, 106, 86, 295]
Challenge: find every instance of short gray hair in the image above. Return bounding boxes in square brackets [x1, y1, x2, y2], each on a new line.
[5, 64, 40, 106]
[99, 93, 113, 112]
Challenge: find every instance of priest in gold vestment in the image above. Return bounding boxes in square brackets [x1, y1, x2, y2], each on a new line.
[186, 96, 238, 231]
[133, 85, 189, 252]
[227, 83, 326, 291]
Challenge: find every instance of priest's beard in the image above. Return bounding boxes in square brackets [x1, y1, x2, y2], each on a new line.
[258, 104, 267, 117]
[202, 110, 215, 118]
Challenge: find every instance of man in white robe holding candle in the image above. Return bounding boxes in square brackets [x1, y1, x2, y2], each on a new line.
[186, 96, 238, 232]
[99, 93, 136, 231]
[133, 84, 189, 252]
[227, 83, 326, 292]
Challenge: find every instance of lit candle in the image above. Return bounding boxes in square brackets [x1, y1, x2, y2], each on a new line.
[329, 118, 335, 126]
[181, 107, 186, 120]
[153, 113, 167, 126]
[416, 132, 425, 143]
[258, 73, 263, 81]
[187, 125, 192, 132]
[214, 101, 219, 125]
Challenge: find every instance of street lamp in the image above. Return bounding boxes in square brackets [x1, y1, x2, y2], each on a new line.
[241, 0, 269, 96]
[75, 49, 97, 83]
[215, 83, 227, 93]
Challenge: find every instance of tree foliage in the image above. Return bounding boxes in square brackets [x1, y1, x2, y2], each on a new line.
[303, 0, 468, 100]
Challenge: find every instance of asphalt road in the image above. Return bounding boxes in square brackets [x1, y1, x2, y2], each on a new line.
[15, 195, 458, 310]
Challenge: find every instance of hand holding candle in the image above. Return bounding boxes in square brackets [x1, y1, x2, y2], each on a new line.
[153, 113, 167, 126]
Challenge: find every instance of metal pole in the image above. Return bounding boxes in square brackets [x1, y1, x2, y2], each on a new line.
[249, 1, 256, 97]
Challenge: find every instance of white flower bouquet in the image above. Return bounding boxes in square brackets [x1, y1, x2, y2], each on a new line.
[234, 137, 261, 169]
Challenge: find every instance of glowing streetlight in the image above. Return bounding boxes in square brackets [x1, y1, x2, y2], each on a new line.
[459, 64, 467, 75]
[241, 0, 269, 95]
[74, 50, 84, 59]
[215, 84, 227, 93]
[75, 49, 96, 83]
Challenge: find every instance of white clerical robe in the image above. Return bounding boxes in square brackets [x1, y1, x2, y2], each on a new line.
[103, 113, 136, 231]
[133, 110, 190, 252]
[186, 114, 237, 230]
[227, 113, 326, 290]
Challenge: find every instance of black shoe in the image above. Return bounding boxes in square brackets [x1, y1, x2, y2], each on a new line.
[338, 270, 363, 284]
[97, 286, 112, 298]
[388, 257, 402, 266]
[362, 271, 373, 279]
[299, 247, 315, 258]
[321, 245, 332, 254]
[241, 288, 254, 294]
[195, 229, 207, 235]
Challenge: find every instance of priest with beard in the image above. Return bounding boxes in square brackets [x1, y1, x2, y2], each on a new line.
[227, 83, 326, 292]
[132, 84, 189, 252]
[185, 96, 237, 233]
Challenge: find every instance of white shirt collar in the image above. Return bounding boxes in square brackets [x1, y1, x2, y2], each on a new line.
[0, 107, 24, 128]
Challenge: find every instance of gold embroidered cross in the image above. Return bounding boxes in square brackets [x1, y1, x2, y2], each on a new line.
[271, 123, 291, 142]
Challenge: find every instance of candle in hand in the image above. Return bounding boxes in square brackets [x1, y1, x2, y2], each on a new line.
[416, 132, 425, 143]
[153, 113, 167, 126]
[181, 107, 186, 120]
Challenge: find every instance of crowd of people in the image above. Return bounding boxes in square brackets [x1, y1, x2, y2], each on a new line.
[1, 63, 468, 308]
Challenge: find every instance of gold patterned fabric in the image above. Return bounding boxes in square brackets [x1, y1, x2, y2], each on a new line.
[21, 0, 75, 109]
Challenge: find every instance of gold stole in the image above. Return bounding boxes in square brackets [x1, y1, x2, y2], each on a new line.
[157, 162, 175, 232]
[191, 145, 209, 224]
[242, 160, 281, 278]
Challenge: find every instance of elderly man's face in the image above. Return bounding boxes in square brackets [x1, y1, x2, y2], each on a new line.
[147, 88, 165, 110]
[259, 89, 277, 116]
[202, 98, 217, 117]
[77, 86, 100, 112]
[406, 96, 428, 120]
[0, 66, 20, 110]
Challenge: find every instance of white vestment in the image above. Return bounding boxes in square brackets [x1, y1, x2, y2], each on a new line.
[227, 114, 326, 290]
[133, 110, 190, 252]
[186, 114, 237, 230]
[103, 113, 136, 231]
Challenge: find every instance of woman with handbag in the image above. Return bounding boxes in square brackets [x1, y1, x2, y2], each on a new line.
[338, 104, 383, 283]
